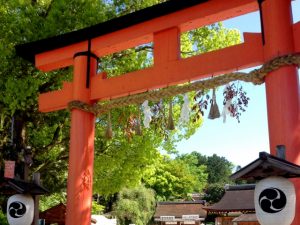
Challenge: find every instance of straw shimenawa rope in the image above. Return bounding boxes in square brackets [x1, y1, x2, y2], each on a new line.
[68, 53, 300, 115]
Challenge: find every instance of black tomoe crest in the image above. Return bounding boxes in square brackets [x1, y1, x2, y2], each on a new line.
[259, 188, 287, 213]
[9, 201, 27, 218]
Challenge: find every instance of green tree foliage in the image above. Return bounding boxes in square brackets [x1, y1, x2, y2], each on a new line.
[113, 185, 156, 225]
[203, 183, 225, 204]
[39, 192, 67, 212]
[206, 154, 234, 184]
[92, 201, 105, 215]
[0, 210, 8, 225]
[0, 0, 240, 208]
[39, 193, 104, 214]
[142, 155, 207, 201]
[183, 151, 234, 184]
[178, 152, 235, 203]
[93, 133, 161, 196]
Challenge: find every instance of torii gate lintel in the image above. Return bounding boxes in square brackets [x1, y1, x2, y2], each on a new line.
[39, 32, 264, 112]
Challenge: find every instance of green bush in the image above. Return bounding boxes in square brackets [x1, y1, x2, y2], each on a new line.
[0, 210, 9, 225]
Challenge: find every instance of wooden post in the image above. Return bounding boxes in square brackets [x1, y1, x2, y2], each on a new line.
[33, 172, 40, 225]
[262, 0, 299, 155]
[65, 53, 97, 225]
[154, 27, 180, 66]
[262, 0, 300, 224]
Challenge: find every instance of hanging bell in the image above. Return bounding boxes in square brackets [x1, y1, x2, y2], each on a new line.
[135, 105, 143, 136]
[105, 111, 113, 139]
[167, 99, 175, 130]
[208, 88, 221, 120]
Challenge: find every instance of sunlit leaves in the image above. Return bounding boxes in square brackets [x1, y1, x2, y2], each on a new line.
[113, 185, 156, 225]
[0, 0, 241, 207]
[93, 131, 160, 195]
[143, 155, 208, 201]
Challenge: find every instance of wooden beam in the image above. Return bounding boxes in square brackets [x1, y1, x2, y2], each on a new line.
[154, 27, 180, 65]
[38, 33, 263, 111]
[35, 0, 258, 72]
[39, 82, 73, 112]
[36, 42, 88, 72]
[92, 0, 258, 57]
[91, 33, 263, 100]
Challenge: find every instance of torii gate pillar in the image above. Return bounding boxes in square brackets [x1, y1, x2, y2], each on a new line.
[262, 0, 300, 224]
[65, 54, 97, 225]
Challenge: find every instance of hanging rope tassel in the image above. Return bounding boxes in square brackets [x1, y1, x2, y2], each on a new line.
[208, 88, 221, 120]
[105, 111, 113, 139]
[167, 99, 175, 130]
[135, 105, 143, 136]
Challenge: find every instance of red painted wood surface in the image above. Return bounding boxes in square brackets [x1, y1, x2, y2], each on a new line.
[65, 55, 96, 225]
[262, 0, 300, 224]
[294, 21, 300, 52]
[39, 33, 263, 112]
[35, 0, 258, 72]
[90, 32, 263, 101]
[39, 82, 73, 112]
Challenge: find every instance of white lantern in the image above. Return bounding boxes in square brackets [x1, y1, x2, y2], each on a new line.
[254, 176, 295, 225]
[7, 194, 34, 225]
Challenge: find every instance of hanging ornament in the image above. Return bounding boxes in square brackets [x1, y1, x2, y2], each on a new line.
[142, 100, 152, 128]
[222, 84, 234, 123]
[208, 88, 220, 120]
[167, 99, 175, 130]
[135, 105, 142, 135]
[179, 94, 190, 124]
[222, 98, 232, 123]
[105, 111, 113, 139]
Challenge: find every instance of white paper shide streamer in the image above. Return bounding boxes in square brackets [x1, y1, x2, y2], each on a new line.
[222, 98, 232, 123]
[222, 85, 233, 123]
[142, 100, 152, 128]
[179, 94, 190, 124]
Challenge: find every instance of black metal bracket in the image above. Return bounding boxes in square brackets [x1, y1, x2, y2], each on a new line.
[86, 39, 92, 88]
[258, 0, 265, 45]
[73, 40, 98, 89]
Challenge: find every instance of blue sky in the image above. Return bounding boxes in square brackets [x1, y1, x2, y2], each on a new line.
[176, 1, 300, 167]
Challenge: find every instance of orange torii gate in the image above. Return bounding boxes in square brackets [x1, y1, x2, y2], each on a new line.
[16, 0, 300, 225]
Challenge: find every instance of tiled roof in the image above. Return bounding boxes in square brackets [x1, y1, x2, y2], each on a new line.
[205, 187, 255, 213]
[0, 178, 48, 195]
[232, 213, 258, 222]
[154, 201, 207, 218]
[230, 152, 300, 181]
[39, 203, 66, 224]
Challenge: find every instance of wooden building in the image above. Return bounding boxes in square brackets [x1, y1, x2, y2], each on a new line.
[154, 201, 207, 225]
[0, 177, 48, 195]
[232, 214, 259, 225]
[205, 184, 259, 225]
[39, 203, 66, 225]
[39, 203, 98, 225]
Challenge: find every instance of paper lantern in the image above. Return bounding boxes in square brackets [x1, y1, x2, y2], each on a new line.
[254, 176, 295, 225]
[7, 194, 34, 225]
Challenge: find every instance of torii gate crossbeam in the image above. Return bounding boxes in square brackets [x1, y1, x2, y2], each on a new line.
[15, 0, 300, 225]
